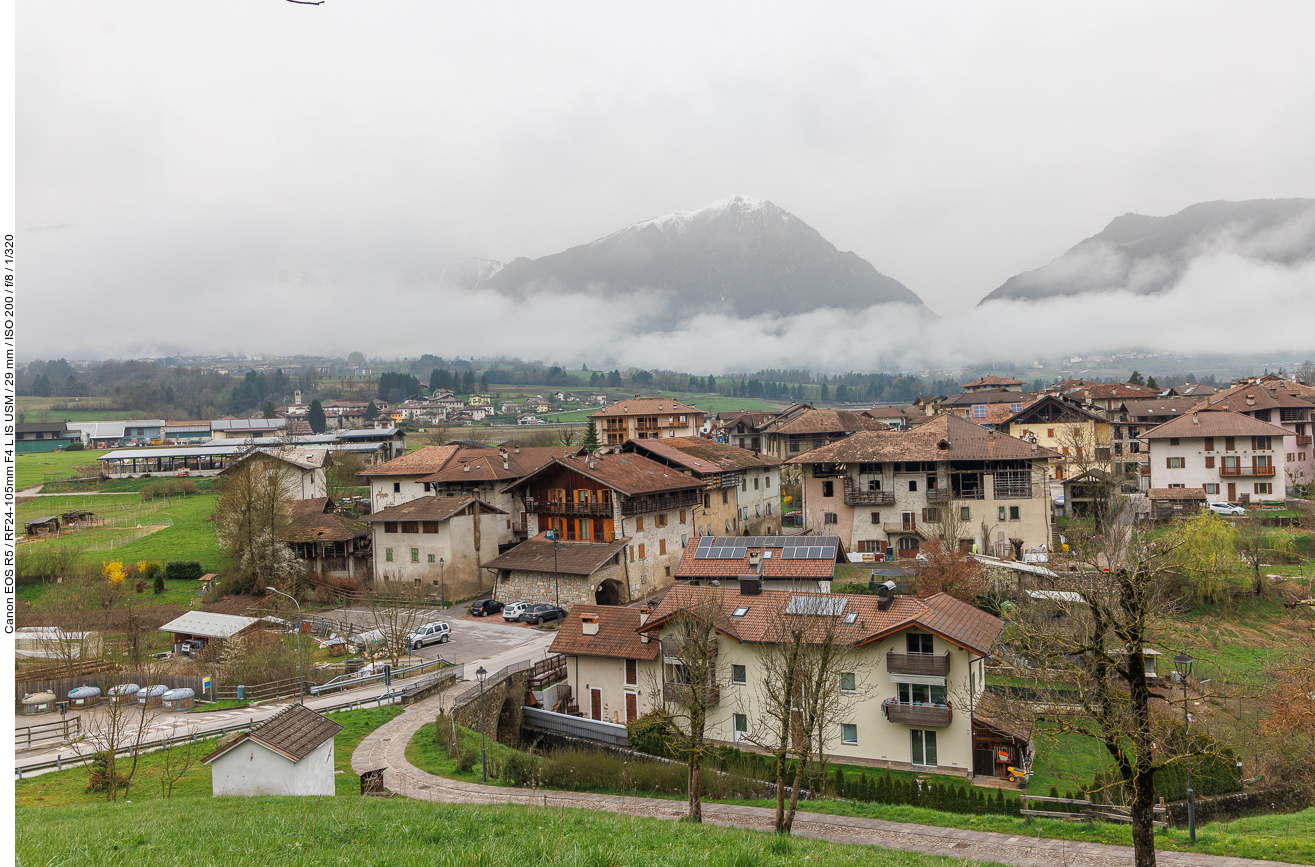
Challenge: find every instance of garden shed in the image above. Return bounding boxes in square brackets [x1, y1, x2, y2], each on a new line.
[203, 704, 343, 797]
[23, 516, 60, 537]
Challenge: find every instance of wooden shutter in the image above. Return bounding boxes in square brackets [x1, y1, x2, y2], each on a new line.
[625, 658, 637, 685]
[1205, 456, 1214, 468]
[659, 539, 666, 555]
[1166, 458, 1172, 468]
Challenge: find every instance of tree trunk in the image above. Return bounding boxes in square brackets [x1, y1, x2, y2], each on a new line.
[774, 756, 787, 832]
[686, 753, 703, 823]
[783, 755, 810, 834]
[1130, 765, 1158, 867]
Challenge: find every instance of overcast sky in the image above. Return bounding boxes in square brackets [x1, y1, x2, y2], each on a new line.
[18, 2, 1315, 366]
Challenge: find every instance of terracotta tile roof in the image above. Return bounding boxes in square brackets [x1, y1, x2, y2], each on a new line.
[1043, 380, 1160, 401]
[276, 511, 370, 543]
[1148, 488, 1207, 501]
[1168, 384, 1218, 397]
[861, 406, 910, 420]
[964, 375, 1023, 388]
[286, 497, 333, 518]
[940, 390, 1035, 408]
[589, 398, 705, 418]
[360, 496, 506, 523]
[421, 446, 584, 485]
[973, 692, 1032, 744]
[674, 535, 843, 580]
[759, 408, 887, 436]
[715, 410, 776, 430]
[481, 536, 629, 576]
[625, 437, 781, 474]
[1141, 409, 1291, 440]
[502, 452, 706, 497]
[203, 704, 342, 764]
[640, 585, 1002, 655]
[548, 604, 660, 660]
[1119, 398, 1203, 419]
[1200, 384, 1315, 413]
[786, 414, 1060, 464]
[358, 445, 460, 477]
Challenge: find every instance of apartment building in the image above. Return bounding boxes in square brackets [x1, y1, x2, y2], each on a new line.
[1004, 396, 1112, 485]
[624, 437, 783, 536]
[590, 398, 707, 446]
[1194, 382, 1315, 490]
[1142, 410, 1289, 504]
[361, 496, 507, 598]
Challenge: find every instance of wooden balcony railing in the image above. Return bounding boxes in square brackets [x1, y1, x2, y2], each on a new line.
[661, 637, 719, 660]
[883, 698, 953, 728]
[1297, 436, 1312, 447]
[886, 651, 951, 677]
[843, 477, 894, 506]
[619, 489, 702, 516]
[1219, 465, 1277, 477]
[664, 681, 721, 707]
[523, 497, 615, 517]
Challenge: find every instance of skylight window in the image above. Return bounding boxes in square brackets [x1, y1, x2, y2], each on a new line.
[843, 612, 859, 624]
[732, 606, 750, 618]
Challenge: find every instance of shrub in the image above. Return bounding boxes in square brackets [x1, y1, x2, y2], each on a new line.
[434, 713, 458, 758]
[165, 561, 204, 581]
[626, 712, 674, 758]
[502, 750, 541, 786]
[455, 748, 478, 773]
[85, 752, 124, 793]
[65, 442, 84, 451]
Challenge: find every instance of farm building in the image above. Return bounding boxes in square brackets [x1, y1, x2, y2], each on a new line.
[158, 611, 284, 655]
[1148, 487, 1208, 519]
[14, 627, 104, 660]
[203, 704, 343, 797]
[277, 500, 371, 578]
[15, 422, 76, 453]
[23, 516, 60, 538]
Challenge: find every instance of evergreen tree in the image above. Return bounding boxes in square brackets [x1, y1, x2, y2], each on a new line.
[260, 400, 276, 419]
[1146, 375, 1159, 390]
[479, 373, 489, 393]
[364, 401, 378, 422]
[820, 381, 829, 401]
[706, 374, 716, 393]
[607, 369, 623, 388]
[582, 419, 600, 451]
[430, 368, 453, 393]
[1128, 370, 1145, 386]
[308, 399, 327, 434]
[460, 370, 475, 394]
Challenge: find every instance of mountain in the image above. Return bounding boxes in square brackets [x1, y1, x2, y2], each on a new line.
[481, 196, 928, 317]
[978, 198, 1315, 305]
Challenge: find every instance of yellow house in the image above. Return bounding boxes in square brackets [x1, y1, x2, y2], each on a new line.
[1005, 396, 1112, 482]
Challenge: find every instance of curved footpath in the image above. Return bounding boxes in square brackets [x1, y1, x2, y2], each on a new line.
[353, 693, 1302, 867]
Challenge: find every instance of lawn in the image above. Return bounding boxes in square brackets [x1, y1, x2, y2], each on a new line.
[14, 705, 402, 808]
[15, 449, 109, 489]
[17, 395, 135, 422]
[17, 797, 1014, 867]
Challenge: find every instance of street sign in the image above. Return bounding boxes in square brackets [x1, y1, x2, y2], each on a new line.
[202, 675, 212, 698]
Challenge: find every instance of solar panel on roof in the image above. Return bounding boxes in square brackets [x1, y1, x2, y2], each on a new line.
[731, 546, 747, 559]
[822, 546, 837, 559]
[697, 537, 714, 549]
[784, 596, 848, 617]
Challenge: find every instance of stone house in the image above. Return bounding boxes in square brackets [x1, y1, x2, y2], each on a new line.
[359, 445, 462, 511]
[1110, 398, 1202, 489]
[361, 496, 506, 598]
[788, 414, 1058, 560]
[482, 536, 632, 608]
[623, 437, 783, 536]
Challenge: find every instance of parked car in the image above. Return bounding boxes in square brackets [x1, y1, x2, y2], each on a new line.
[502, 602, 531, 622]
[408, 621, 451, 649]
[520, 604, 566, 625]
[469, 599, 504, 617]
[1208, 502, 1247, 516]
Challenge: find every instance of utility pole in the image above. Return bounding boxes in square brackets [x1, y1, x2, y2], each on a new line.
[265, 586, 304, 705]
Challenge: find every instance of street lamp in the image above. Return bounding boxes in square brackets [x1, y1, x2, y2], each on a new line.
[439, 557, 445, 609]
[475, 665, 488, 783]
[1174, 652, 1196, 843]
[546, 528, 560, 609]
[265, 586, 305, 705]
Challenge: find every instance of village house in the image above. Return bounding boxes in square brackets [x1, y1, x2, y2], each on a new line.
[609, 584, 1018, 779]
[204, 704, 343, 797]
[548, 604, 662, 723]
[788, 414, 1058, 560]
[675, 535, 846, 593]
[935, 391, 1032, 422]
[713, 409, 780, 451]
[1109, 398, 1203, 490]
[1004, 395, 1112, 486]
[359, 445, 462, 510]
[276, 498, 371, 578]
[961, 375, 1024, 393]
[361, 496, 506, 599]
[590, 398, 707, 446]
[224, 447, 329, 500]
[1142, 409, 1289, 504]
[755, 405, 888, 460]
[1037, 380, 1160, 418]
[499, 450, 705, 600]
[623, 437, 783, 536]
[1192, 381, 1315, 490]
[482, 535, 633, 608]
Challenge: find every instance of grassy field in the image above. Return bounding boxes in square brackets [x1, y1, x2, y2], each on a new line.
[17, 396, 137, 423]
[17, 798, 1014, 867]
[15, 449, 109, 489]
[15, 705, 402, 808]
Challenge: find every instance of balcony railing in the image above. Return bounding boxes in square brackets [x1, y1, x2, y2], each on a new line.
[523, 497, 615, 517]
[925, 488, 984, 501]
[843, 477, 894, 506]
[1297, 436, 1312, 447]
[661, 637, 719, 661]
[619, 489, 702, 516]
[1140, 466, 1151, 477]
[1219, 465, 1277, 477]
[886, 651, 951, 677]
[663, 681, 721, 707]
[883, 698, 953, 728]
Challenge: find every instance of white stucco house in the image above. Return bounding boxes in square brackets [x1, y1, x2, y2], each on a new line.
[203, 704, 343, 797]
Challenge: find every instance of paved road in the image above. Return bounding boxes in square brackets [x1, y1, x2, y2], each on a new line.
[353, 695, 1305, 867]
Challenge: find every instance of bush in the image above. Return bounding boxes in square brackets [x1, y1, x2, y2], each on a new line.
[65, 442, 85, 451]
[502, 750, 541, 786]
[626, 712, 674, 758]
[434, 713, 458, 758]
[85, 752, 125, 793]
[455, 748, 478, 773]
[165, 561, 204, 581]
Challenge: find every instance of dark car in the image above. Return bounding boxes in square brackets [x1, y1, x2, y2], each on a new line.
[520, 604, 566, 625]
[468, 599, 504, 617]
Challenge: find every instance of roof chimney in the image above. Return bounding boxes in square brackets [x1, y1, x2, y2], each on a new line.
[463, 464, 470, 472]
[1192, 412, 1200, 425]
[581, 613, 600, 636]
[876, 579, 897, 612]
[1246, 394, 1256, 406]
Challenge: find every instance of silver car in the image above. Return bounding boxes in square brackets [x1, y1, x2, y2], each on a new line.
[502, 601, 531, 622]
[1208, 502, 1247, 516]
[408, 621, 450, 649]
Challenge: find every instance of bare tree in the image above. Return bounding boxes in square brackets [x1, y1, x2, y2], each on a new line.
[1233, 510, 1270, 598]
[556, 426, 580, 446]
[77, 659, 164, 802]
[360, 578, 434, 666]
[159, 720, 203, 798]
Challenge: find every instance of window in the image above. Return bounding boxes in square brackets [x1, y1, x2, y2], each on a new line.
[385, 548, 393, 562]
[841, 723, 858, 745]
[1169, 437, 1180, 446]
[629, 546, 635, 562]
[922, 507, 941, 522]
[636, 517, 644, 531]
[1204, 456, 1215, 468]
[1204, 437, 1215, 452]
[998, 506, 1007, 522]
[822, 480, 834, 497]
[867, 478, 882, 491]
[637, 544, 645, 559]
[823, 512, 837, 524]
[401, 521, 419, 534]
[1047, 428, 1055, 438]
[1253, 436, 1271, 451]
[423, 482, 432, 492]
[911, 729, 937, 767]
[732, 664, 747, 684]
[1009, 506, 1020, 520]
[655, 514, 668, 528]
[428, 554, 435, 563]
[423, 521, 439, 533]
[722, 491, 729, 505]
[742, 477, 748, 492]
[1204, 483, 1219, 495]
[908, 480, 918, 492]
[1256, 482, 1272, 494]
[626, 659, 638, 685]
[766, 475, 772, 488]
[870, 511, 881, 524]
[960, 506, 971, 520]
[972, 405, 986, 418]
[1010, 402, 1023, 413]
[679, 415, 686, 423]
[840, 672, 856, 692]
[732, 606, 750, 619]
[393, 482, 401, 493]
[733, 713, 748, 742]
[679, 509, 686, 523]
[766, 503, 772, 515]
[754, 476, 760, 490]
[1225, 437, 1236, 451]
[1166, 457, 1185, 469]
[789, 442, 800, 453]
[384, 521, 398, 534]
[1061, 446, 1070, 456]
[659, 539, 666, 555]
[1168, 483, 1185, 489]
[704, 494, 710, 509]
[410, 548, 420, 563]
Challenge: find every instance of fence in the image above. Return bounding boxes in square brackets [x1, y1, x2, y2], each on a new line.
[16, 672, 205, 705]
[214, 676, 306, 702]
[17, 717, 82, 751]
[450, 658, 535, 707]
[1020, 793, 1168, 829]
[309, 656, 455, 697]
[522, 706, 629, 747]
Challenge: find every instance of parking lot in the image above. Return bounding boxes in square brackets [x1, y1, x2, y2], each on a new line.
[329, 603, 560, 668]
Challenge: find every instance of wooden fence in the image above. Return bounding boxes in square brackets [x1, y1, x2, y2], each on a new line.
[16, 717, 82, 751]
[214, 676, 307, 702]
[1021, 793, 1168, 829]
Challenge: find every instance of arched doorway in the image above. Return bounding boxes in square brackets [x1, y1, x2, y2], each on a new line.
[595, 578, 624, 606]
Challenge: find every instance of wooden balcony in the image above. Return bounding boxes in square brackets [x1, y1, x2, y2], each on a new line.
[523, 497, 615, 517]
[663, 681, 721, 707]
[1297, 436, 1312, 447]
[1219, 465, 1276, 477]
[883, 698, 953, 728]
[619, 489, 701, 516]
[661, 637, 718, 661]
[843, 476, 894, 506]
[886, 651, 951, 677]
[926, 488, 984, 501]
[1140, 466, 1151, 477]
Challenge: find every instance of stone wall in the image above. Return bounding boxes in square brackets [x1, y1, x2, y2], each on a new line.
[1164, 786, 1308, 827]
[497, 562, 629, 609]
[451, 669, 532, 745]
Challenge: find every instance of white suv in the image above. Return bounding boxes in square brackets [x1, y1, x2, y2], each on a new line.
[502, 602, 530, 622]
[408, 621, 450, 649]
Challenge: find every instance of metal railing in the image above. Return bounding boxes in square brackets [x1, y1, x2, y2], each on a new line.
[522, 706, 629, 746]
[1219, 465, 1277, 476]
[17, 717, 82, 750]
[886, 651, 951, 677]
[663, 681, 721, 707]
[310, 656, 454, 697]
